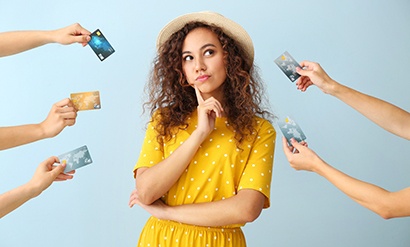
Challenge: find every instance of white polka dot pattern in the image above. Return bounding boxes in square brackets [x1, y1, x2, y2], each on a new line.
[133, 111, 276, 244]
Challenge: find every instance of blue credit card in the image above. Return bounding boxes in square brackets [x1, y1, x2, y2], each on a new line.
[58, 145, 93, 173]
[88, 29, 115, 61]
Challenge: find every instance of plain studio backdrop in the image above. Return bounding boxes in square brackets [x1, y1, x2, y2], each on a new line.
[1, 1, 409, 246]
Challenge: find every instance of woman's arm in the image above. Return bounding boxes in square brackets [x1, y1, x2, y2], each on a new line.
[135, 129, 208, 205]
[0, 157, 74, 218]
[0, 23, 90, 57]
[135, 86, 224, 205]
[283, 137, 410, 219]
[0, 98, 77, 151]
[129, 189, 266, 227]
[332, 84, 410, 140]
[296, 61, 410, 140]
[316, 159, 410, 219]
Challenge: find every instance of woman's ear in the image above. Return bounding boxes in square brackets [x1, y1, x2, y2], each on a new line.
[223, 51, 228, 60]
[223, 51, 229, 66]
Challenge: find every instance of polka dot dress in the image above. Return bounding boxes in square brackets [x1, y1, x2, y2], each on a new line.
[134, 111, 276, 246]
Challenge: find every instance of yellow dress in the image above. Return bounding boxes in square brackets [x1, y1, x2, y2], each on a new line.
[134, 110, 276, 247]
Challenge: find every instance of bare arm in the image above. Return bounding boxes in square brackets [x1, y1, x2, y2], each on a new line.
[296, 61, 410, 140]
[0, 157, 74, 218]
[0, 98, 77, 150]
[135, 85, 224, 204]
[129, 189, 265, 227]
[135, 129, 208, 204]
[283, 137, 410, 219]
[0, 23, 90, 57]
[0, 124, 46, 151]
[331, 84, 410, 140]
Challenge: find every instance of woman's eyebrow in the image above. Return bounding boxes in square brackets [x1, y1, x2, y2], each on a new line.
[182, 43, 217, 55]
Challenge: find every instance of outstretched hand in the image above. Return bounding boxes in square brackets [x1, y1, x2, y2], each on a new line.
[28, 156, 75, 197]
[295, 61, 336, 93]
[282, 137, 322, 172]
[40, 98, 78, 138]
[52, 23, 91, 47]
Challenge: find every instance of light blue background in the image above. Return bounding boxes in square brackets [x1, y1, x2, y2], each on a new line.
[1, 1, 409, 246]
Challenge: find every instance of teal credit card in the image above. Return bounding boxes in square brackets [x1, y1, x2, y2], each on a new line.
[58, 145, 93, 173]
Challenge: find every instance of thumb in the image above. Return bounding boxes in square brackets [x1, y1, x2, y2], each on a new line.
[73, 35, 91, 45]
[296, 60, 316, 76]
[296, 66, 310, 76]
[51, 162, 66, 178]
[290, 138, 304, 150]
[282, 137, 292, 155]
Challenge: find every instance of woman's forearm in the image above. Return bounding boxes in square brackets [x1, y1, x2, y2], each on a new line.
[316, 161, 410, 219]
[0, 124, 45, 150]
[0, 31, 53, 57]
[159, 190, 265, 227]
[0, 183, 39, 218]
[136, 130, 208, 204]
[332, 84, 410, 140]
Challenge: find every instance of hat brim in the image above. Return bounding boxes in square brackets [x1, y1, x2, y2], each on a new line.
[156, 11, 254, 64]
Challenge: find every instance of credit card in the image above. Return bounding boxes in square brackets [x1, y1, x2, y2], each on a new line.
[58, 145, 93, 173]
[70, 91, 101, 111]
[88, 29, 115, 61]
[278, 116, 307, 146]
[274, 51, 301, 82]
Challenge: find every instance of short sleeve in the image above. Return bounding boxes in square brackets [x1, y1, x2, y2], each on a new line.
[133, 120, 164, 178]
[238, 120, 276, 208]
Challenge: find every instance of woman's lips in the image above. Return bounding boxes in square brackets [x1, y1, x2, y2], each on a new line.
[196, 75, 210, 82]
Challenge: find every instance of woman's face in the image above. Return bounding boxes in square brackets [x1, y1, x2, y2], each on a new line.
[181, 27, 227, 101]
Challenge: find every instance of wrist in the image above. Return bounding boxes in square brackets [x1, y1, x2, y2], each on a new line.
[321, 79, 337, 96]
[33, 30, 56, 45]
[163, 205, 176, 221]
[190, 129, 208, 144]
[37, 122, 49, 139]
[22, 182, 42, 199]
[44, 30, 58, 44]
[312, 158, 330, 177]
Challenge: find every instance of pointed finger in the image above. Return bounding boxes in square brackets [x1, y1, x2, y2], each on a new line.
[194, 85, 204, 105]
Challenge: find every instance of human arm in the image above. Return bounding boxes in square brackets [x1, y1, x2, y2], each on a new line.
[135, 86, 224, 204]
[0, 156, 74, 218]
[0, 23, 91, 57]
[0, 98, 77, 150]
[282, 137, 410, 219]
[129, 188, 265, 227]
[295, 61, 410, 140]
[131, 114, 274, 226]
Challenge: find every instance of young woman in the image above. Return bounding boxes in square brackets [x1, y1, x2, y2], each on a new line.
[129, 11, 276, 246]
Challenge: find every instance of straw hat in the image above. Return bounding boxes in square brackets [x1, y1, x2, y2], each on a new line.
[156, 11, 254, 64]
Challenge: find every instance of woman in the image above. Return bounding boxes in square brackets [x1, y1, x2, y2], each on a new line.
[129, 11, 276, 246]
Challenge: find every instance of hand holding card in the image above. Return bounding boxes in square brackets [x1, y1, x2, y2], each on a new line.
[274, 51, 301, 82]
[278, 116, 307, 146]
[58, 145, 93, 173]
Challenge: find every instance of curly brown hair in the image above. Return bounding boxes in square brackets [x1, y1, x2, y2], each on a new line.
[144, 21, 273, 148]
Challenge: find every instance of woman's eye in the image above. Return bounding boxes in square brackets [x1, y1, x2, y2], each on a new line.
[204, 50, 214, 56]
[183, 55, 193, 61]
